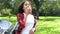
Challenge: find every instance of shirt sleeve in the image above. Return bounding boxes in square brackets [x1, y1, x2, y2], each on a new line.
[17, 13, 25, 29]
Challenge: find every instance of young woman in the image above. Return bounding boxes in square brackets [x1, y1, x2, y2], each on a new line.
[16, 0, 36, 34]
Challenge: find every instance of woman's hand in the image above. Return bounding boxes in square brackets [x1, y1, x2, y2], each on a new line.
[29, 28, 36, 34]
[29, 29, 34, 34]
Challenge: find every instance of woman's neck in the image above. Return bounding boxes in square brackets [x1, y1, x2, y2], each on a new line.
[23, 12, 28, 23]
[23, 12, 29, 15]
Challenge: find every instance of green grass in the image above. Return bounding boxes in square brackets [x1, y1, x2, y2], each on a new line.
[0, 16, 60, 34]
[35, 16, 60, 34]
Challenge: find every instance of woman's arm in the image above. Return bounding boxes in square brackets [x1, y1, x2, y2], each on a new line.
[32, 16, 37, 32]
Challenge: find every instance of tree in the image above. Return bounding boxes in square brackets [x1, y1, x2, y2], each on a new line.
[33, 0, 45, 19]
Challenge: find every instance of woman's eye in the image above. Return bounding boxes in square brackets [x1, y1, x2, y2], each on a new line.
[25, 4, 30, 6]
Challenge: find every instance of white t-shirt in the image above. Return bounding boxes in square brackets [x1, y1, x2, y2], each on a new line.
[21, 14, 34, 34]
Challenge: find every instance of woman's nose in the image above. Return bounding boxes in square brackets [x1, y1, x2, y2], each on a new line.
[27, 5, 29, 7]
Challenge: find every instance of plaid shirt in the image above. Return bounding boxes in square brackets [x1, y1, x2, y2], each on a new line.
[16, 13, 36, 34]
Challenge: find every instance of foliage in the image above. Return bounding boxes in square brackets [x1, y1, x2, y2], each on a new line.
[0, 0, 60, 17]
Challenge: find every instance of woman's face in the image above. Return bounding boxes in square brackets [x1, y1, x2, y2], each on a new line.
[23, 1, 32, 14]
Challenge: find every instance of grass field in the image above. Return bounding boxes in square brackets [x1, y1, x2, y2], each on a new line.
[0, 16, 60, 34]
[35, 16, 60, 34]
